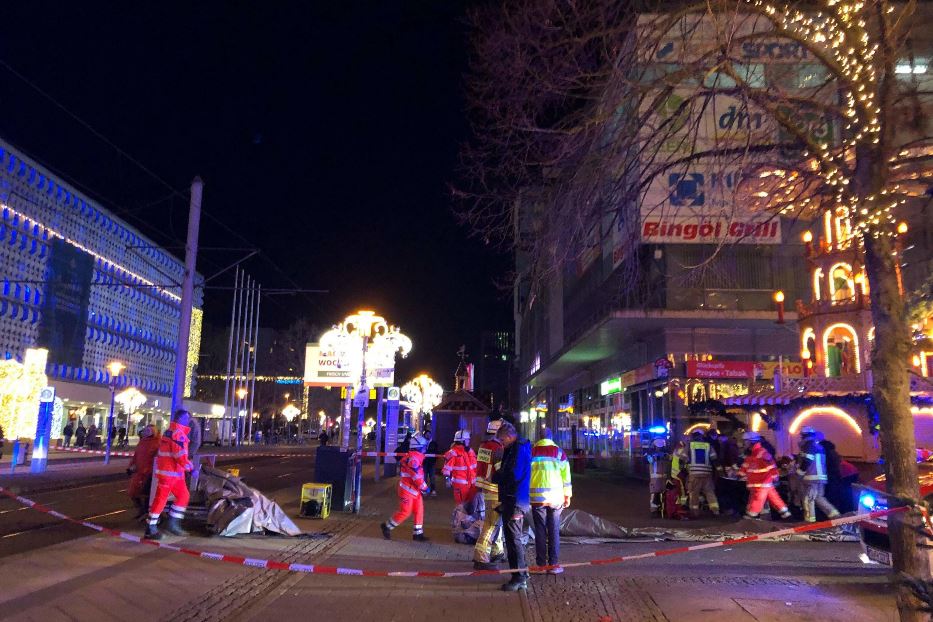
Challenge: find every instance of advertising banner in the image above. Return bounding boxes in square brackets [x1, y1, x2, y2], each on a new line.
[641, 217, 781, 244]
[686, 360, 761, 379]
[304, 344, 395, 388]
[37, 239, 94, 368]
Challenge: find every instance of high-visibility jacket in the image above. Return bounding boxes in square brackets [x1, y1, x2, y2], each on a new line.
[676, 440, 717, 474]
[530, 439, 572, 507]
[399, 450, 429, 498]
[797, 438, 828, 482]
[155, 422, 191, 479]
[442, 444, 476, 487]
[129, 434, 161, 478]
[738, 443, 779, 488]
[475, 438, 504, 495]
[646, 450, 669, 494]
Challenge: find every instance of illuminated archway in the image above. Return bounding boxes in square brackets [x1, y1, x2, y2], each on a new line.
[683, 422, 711, 436]
[789, 406, 863, 436]
[828, 263, 855, 301]
[813, 268, 823, 301]
[823, 323, 861, 375]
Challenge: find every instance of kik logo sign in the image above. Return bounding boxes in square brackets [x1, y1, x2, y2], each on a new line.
[668, 173, 704, 207]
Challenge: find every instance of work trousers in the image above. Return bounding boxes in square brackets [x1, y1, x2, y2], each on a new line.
[452, 485, 472, 505]
[389, 493, 425, 534]
[687, 472, 720, 514]
[149, 477, 190, 524]
[531, 505, 561, 567]
[746, 486, 788, 516]
[803, 481, 839, 522]
[473, 492, 504, 563]
[499, 501, 528, 581]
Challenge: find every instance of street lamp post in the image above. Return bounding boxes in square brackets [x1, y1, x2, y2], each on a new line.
[401, 374, 443, 433]
[104, 361, 124, 464]
[236, 387, 248, 445]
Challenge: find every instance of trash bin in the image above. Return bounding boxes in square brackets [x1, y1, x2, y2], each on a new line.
[315, 446, 355, 512]
[300, 483, 332, 519]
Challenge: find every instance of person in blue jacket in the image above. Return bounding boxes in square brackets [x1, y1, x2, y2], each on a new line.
[492, 421, 532, 592]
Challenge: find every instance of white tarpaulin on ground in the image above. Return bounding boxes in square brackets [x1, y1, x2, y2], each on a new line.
[198, 466, 302, 537]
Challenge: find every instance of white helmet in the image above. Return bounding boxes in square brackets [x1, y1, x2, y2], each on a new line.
[486, 419, 503, 435]
[454, 429, 471, 444]
[410, 433, 428, 452]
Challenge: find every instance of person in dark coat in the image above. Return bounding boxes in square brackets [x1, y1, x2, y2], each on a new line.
[63, 422, 74, 447]
[492, 421, 532, 592]
[423, 431, 439, 496]
[75, 423, 87, 447]
[318, 430, 329, 446]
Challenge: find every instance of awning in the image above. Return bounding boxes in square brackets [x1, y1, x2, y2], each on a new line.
[722, 391, 803, 406]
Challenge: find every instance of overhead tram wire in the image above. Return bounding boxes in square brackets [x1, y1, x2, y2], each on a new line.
[0, 57, 328, 304]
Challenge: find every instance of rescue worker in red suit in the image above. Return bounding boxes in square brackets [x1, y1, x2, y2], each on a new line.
[127, 424, 160, 519]
[738, 431, 792, 520]
[442, 429, 477, 506]
[145, 410, 194, 540]
[380, 432, 430, 541]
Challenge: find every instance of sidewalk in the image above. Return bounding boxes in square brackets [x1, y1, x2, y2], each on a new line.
[0, 461, 898, 621]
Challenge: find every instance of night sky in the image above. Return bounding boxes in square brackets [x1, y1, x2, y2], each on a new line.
[0, 2, 511, 383]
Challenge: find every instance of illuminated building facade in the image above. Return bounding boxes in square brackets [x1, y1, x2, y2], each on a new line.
[0, 137, 207, 436]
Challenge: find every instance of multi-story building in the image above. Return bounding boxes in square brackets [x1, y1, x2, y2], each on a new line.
[476, 330, 514, 410]
[0, 137, 216, 439]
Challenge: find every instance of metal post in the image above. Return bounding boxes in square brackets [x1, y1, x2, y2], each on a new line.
[236, 277, 253, 445]
[222, 267, 241, 445]
[353, 336, 369, 513]
[171, 177, 203, 414]
[374, 386, 384, 482]
[104, 382, 116, 464]
[340, 388, 352, 450]
[246, 285, 261, 444]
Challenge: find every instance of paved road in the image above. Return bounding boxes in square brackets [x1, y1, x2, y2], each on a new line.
[0, 451, 318, 558]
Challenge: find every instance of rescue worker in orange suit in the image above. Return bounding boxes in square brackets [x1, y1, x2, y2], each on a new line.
[145, 410, 194, 540]
[127, 424, 160, 519]
[381, 432, 430, 541]
[739, 431, 792, 520]
[473, 419, 506, 570]
[442, 429, 477, 506]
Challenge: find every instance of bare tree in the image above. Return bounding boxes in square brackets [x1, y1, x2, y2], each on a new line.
[460, 0, 932, 618]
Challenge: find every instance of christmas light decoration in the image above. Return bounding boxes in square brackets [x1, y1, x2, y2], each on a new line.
[0, 348, 48, 439]
[401, 374, 444, 416]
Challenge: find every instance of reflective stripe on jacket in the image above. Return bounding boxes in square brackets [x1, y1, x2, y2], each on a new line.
[739, 443, 779, 488]
[529, 439, 572, 507]
[399, 450, 428, 498]
[797, 439, 828, 482]
[677, 441, 717, 474]
[155, 422, 190, 479]
[474, 439, 503, 494]
[442, 444, 476, 486]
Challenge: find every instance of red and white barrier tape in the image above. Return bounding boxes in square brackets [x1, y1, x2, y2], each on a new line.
[51, 446, 310, 460]
[0, 484, 904, 578]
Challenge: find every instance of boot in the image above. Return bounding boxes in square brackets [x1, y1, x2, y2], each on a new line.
[144, 525, 162, 540]
[380, 522, 392, 540]
[164, 516, 189, 537]
[473, 560, 499, 571]
[412, 533, 430, 542]
[501, 575, 529, 591]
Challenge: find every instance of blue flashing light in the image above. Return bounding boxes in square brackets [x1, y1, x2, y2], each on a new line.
[859, 492, 877, 510]
[647, 425, 667, 435]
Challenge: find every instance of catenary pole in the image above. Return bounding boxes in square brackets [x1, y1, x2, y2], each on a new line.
[222, 267, 241, 445]
[171, 177, 203, 415]
[237, 277, 253, 445]
[246, 284, 261, 444]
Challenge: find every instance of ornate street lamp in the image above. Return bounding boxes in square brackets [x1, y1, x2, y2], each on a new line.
[401, 374, 443, 431]
[115, 387, 147, 444]
[104, 361, 125, 464]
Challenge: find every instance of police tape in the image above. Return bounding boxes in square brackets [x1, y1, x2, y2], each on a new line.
[51, 446, 311, 460]
[0, 484, 906, 578]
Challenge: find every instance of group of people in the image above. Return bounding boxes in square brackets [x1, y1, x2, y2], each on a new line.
[648, 425, 852, 523]
[380, 418, 572, 592]
[125, 409, 197, 540]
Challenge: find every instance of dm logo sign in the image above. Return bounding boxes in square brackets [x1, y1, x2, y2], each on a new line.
[668, 173, 704, 206]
